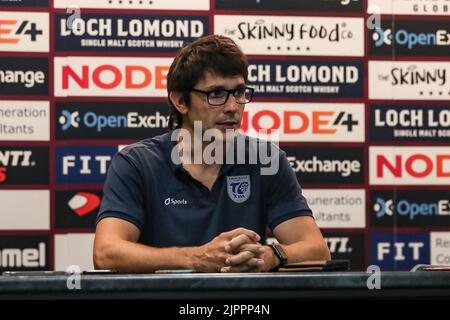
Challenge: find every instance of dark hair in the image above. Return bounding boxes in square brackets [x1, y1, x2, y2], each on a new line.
[167, 34, 249, 130]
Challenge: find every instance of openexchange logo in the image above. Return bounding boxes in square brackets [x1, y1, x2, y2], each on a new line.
[288, 156, 361, 177]
[373, 198, 393, 218]
[374, 197, 450, 220]
[0, 69, 45, 88]
[373, 27, 450, 49]
[59, 110, 168, 132]
[59, 110, 80, 130]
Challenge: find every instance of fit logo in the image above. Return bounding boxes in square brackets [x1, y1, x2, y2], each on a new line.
[377, 242, 424, 261]
[62, 155, 111, 175]
[371, 233, 430, 269]
[56, 146, 117, 184]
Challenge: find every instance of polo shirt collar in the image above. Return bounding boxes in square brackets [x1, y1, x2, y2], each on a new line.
[162, 130, 244, 174]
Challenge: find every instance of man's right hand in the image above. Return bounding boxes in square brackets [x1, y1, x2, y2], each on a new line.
[192, 228, 262, 272]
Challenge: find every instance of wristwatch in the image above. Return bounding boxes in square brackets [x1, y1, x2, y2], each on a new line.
[268, 243, 288, 269]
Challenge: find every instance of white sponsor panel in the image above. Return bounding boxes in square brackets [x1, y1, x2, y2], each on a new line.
[0, 190, 49, 230]
[0, 12, 49, 52]
[54, 0, 209, 10]
[370, 147, 450, 185]
[54, 57, 173, 97]
[431, 232, 450, 265]
[369, 61, 450, 100]
[368, 0, 450, 15]
[54, 233, 95, 271]
[0, 100, 49, 141]
[303, 189, 366, 228]
[242, 102, 364, 142]
[214, 15, 364, 56]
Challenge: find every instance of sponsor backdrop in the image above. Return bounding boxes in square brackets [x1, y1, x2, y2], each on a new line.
[0, 0, 449, 272]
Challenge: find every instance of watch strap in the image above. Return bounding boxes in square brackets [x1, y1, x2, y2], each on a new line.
[268, 243, 288, 270]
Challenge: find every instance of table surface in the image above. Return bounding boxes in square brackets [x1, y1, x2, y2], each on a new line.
[1, 271, 450, 299]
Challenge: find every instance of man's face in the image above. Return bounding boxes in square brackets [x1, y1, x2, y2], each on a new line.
[183, 71, 246, 136]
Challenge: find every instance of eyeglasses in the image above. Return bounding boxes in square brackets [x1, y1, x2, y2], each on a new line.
[191, 86, 255, 106]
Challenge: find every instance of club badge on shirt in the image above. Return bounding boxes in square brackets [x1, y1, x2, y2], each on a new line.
[226, 175, 251, 203]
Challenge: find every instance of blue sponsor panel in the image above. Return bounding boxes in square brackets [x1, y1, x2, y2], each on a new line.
[370, 19, 450, 57]
[55, 146, 117, 184]
[371, 233, 430, 270]
[370, 105, 450, 141]
[248, 60, 363, 99]
[0, 0, 48, 6]
[371, 190, 450, 227]
[55, 13, 208, 53]
[55, 101, 170, 140]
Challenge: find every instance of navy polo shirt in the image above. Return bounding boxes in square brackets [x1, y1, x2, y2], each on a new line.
[97, 132, 312, 247]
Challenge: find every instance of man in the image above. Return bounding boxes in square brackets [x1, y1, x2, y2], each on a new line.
[94, 35, 330, 273]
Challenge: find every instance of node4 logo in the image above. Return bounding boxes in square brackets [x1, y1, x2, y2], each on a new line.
[0, 12, 49, 52]
[55, 146, 118, 184]
[374, 197, 450, 220]
[372, 27, 450, 49]
[370, 146, 450, 185]
[227, 175, 251, 203]
[54, 57, 172, 97]
[241, 103, 364, 142]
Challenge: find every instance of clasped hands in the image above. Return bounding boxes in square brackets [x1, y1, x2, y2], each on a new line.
[195, 227, 276, 273]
